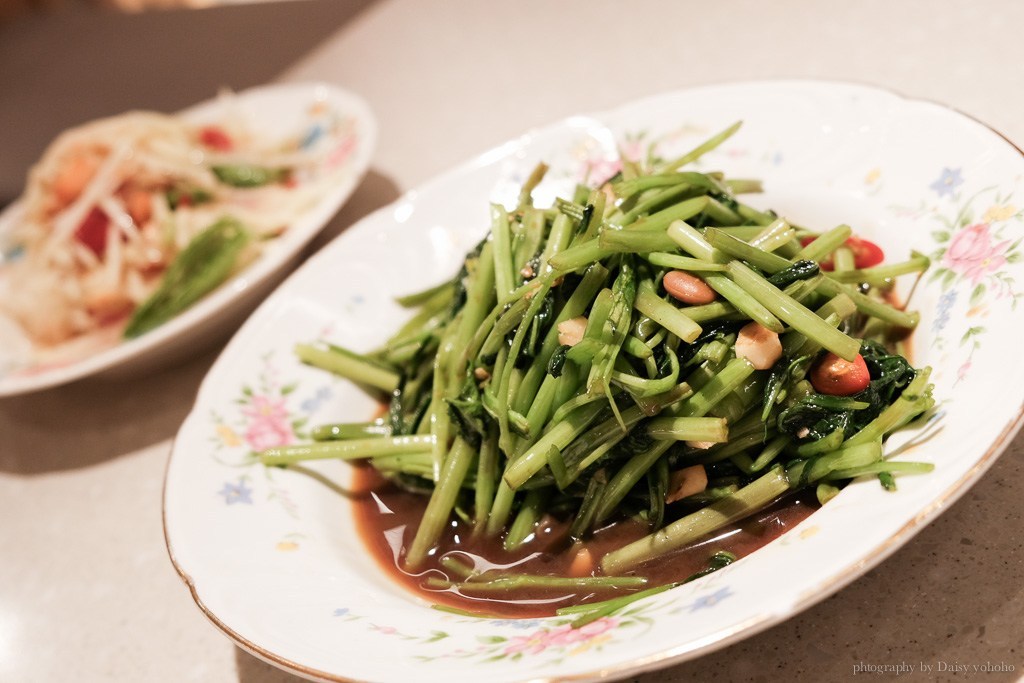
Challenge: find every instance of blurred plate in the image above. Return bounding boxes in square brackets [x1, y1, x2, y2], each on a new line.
[165, 80, 1024, 682]
[0, 82, 376, 397]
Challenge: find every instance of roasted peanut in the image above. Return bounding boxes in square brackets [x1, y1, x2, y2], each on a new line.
[666, 465, 708, 504]
[663, 270, 716, 305]
[568, 546, 594, 577]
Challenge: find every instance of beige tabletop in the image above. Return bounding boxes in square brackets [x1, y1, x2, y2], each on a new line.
[2, 1, 1023, 681]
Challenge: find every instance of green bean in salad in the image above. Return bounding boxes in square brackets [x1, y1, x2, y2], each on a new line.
[123, 217, 251, 338]
[259, 121, 936, 620]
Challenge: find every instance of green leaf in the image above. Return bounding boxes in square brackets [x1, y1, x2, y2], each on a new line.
[942, 270, 956, 290]
[476, 635, 506, 644]
[931, 230, 950, 243]
[960, 211, 973, 227]
[427, 630, 449, 642]
[1008, 252, 1022, 263]
[960, 326, 985, 346]
[212, 164, 289, 188]
[970, 283, 986, 307]
[281, 382, 298, 395]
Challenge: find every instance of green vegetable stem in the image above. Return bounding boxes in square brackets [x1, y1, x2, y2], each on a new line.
[252, 123, 935, 607]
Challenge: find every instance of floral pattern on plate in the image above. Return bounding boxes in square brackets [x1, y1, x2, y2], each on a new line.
[891, 172, 1024, 383]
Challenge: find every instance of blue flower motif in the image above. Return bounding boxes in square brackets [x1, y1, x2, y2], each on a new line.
[929, 168, 963, 198]
[300, 123, 325, 150]
[333, 608, 350, 617]
[217, 479, 253, 505]
[932, 289, 957, 333]
[676, 586, 734, 613]
[300, 385, 333, 414]
[2, 243, 24, 262]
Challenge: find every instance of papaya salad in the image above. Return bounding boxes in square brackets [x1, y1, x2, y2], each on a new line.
[259, 123, 936, 621]
[0, 92, 356, 355]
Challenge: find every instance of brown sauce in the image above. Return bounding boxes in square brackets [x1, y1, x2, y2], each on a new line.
[351, 464, 818, 618]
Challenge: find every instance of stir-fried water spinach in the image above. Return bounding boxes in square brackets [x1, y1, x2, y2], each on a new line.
[259, 122, 936, 617]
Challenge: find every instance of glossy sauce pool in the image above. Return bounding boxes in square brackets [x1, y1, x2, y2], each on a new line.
[351, 465, 818, 618]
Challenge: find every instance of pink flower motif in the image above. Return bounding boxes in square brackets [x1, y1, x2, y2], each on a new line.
[581, 138, 645, 186]
[578, 616, 618, 637]
[243, 394, 294, 451]
[620, 138, 645, 163]
[504, 633, 549, 656]
[545, 624, 583, 648]
[549, 618, 618, 646]
[244, 417, 293, 451]
[243, 395, 289, 421]
[327, 134, 356, 169]
[942, 223, 1010, 284]
[502, 617, 619, 656]
[957, 359, 972, 383]
[582, 158, 622, 187]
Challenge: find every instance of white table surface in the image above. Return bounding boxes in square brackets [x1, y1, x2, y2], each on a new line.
[2, 1, 1023, 681]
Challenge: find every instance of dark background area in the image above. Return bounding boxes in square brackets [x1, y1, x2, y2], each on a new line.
[0, 0, 374, 204]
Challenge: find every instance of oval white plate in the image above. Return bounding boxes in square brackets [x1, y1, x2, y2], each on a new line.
[165, 81, 1024, 682]
[0, 82, 376, 397]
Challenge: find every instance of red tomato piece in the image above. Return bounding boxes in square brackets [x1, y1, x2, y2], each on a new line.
[75, 207, 110, 256]
[846, 236, 884, 269]
[799, 235, 885, 271]
[810, 352, 871, 396]
[199, 125, 233, 151]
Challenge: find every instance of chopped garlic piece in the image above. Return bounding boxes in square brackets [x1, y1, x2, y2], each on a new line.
[557, 315, 588, 347]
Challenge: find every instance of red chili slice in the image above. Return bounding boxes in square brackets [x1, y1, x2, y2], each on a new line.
[810, 352, 871, 396]
[199, 125, 233, 151]
[75, 207, 110, 256]
[799, 235, 885, 271]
